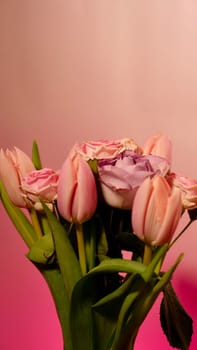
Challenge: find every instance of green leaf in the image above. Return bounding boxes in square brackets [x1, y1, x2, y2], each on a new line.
[97, 226, 109, 262]
[127, 254, 184, 335]
[160, 282, 193, 350]
[69, 258, 146, 350]
[110, 253, 183, 350]
[89, 258, 146, 276]
[70, 248, 173, 350]
[141, 244, 169, 282]
[32, 139, 42, 170]
[41, 202, 82, 298]
[93, 274, 136, 309]
[27, 234, 55, 264]
[87, 245, 168, 282]
[40, 266, 73, 350]
[70, 267, 120, 350]
[109, 275, 146, 350]
[70, 277, 96, 350]
[83, 219, 97, 270]
[0, 181, 36, 247]
[93, 311, 116, 350]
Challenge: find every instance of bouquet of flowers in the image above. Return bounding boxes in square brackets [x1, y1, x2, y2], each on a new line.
[0, 134, 196, 350]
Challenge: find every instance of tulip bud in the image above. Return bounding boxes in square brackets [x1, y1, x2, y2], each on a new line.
[0, 147, 35, 207]
[57, 154, 97, 223]
[143, 134, 172, 164]
[132, 175, 182, 246]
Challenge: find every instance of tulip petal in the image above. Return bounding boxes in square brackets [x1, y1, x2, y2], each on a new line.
[132, 175, 182, 246]
[72, 158, 97, 223]
[154, 187, 182, 245]
[0, 149, 26, 207]
[57, 158, 77, 221]
[13, 147, 35, 176]
[143, 134, 172, 164]
[57, 155, 97, 223]
[132, 177, 153, 241]
[144, 176, 170, 244]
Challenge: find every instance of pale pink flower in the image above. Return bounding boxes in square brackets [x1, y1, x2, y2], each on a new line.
[0, 147, 35, 207]
[21, 168, 59, 209]
[57, 154, 97, 223]
[143, 134, 172, 164]
[98, 151, 170, 209]
[132, 175, 182, 246]
[168, 173, 197, 209]
[70, 138, 142, 161]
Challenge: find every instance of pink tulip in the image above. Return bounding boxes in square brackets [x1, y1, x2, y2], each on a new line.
[132, 175, 182, 246]
[143, 134, 172, 164]
[57, 154, 97, 223]
[0, 147, 35, 207]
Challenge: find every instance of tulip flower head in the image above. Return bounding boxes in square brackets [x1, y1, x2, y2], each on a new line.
[143, 134, 172, 164]
[132, 175, 182, 246]
[57, 154, 97, 223]
[0, 147, 35, 207]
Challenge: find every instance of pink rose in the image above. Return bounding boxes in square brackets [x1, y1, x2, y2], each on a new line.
[168, 173, 197, 209]
[143, 134, 172, 164]
[0, 147, 35, 207]
[132, 175, 182, 246]
[21, 168, 59, 209]
[98, 151, 170, 209]
[57, 154, 97, 223]
[70, 138, 142, 161]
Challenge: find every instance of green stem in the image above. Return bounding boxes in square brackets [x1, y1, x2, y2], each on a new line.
[84, 220, 96, 271]
[143, 244, 152, 265]
[0, 181, 36, 247]
[40, 266, 73, 350]
[30, 208, 43, 239]
[41, 215, 52, 236]
[88, 228, 96, 270]
[76, 223, 87, 275]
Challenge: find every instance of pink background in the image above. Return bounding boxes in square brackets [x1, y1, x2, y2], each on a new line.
[0, 1, 197, 349]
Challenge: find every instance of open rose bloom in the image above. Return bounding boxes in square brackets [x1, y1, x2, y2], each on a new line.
[98, 151, 170, 209]
[167, 173, 197, 209]
[70, 138, 143, 161]
[0, 134, 195, 350]
[21, 168, 59, 210]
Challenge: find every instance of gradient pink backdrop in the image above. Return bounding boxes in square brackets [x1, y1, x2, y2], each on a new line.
[1, 1, 197, 349]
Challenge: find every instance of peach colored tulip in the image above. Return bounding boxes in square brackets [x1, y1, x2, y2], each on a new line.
[143, 134, 172, 164]
[57, 154, 97, 223]
[132, 175, 182, 246]
[0, 147, 35, 207]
